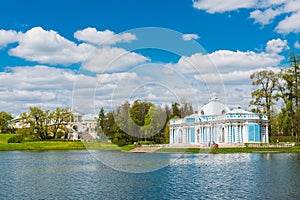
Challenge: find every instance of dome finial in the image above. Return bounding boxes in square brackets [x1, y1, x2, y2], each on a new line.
[209, 92, 219, 102]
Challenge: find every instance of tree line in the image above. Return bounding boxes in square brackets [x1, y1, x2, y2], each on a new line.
[250, 52, 300, 141]
[96, 100, 194, 146]
[0, 107, 73, 140]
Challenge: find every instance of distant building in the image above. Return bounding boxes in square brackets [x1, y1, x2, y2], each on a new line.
[169, 95, 269, 146]
[67, 109, 98, 141]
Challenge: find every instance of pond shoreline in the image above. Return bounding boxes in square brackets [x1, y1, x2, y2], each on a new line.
[1, 141, 300, 153]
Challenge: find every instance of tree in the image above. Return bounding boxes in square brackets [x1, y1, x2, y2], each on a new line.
[49, 107, 73, 139]
[102, 111, 115, 139]
[96, 107, 105, 135]
[0, 111, 13, 133]
[114, 101, 137, 142]
[276, 52, 300, 139]
[250, 70, 277, 134]
[20, 107, 50, 140]
[171, 102, 180, 118]
[180, 100, 194, 118]
[130, 100, 152, 126]
[141, 106, 165, 140]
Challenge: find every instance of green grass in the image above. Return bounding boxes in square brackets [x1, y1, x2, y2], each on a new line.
[120, 144, 136, 151]
[0, 134, 120, 151]
[0, 134, 14, 143]
[155, 146, 300, 154]
[2, 134, 300, 153]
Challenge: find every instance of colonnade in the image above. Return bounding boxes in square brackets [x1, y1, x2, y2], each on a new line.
[170, 122, 268, 144]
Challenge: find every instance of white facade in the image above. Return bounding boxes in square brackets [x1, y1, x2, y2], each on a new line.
[67, 109, 98, 140]
[169, 96, 269, 145]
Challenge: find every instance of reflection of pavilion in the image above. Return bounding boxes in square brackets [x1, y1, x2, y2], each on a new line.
[169, 95, 268, 146]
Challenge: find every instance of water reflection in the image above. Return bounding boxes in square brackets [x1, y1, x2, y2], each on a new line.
[88, 150, 182, 173]
[0, 151, 300, 199]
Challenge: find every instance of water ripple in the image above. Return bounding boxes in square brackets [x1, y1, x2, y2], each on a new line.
[0, 151, 300, 199]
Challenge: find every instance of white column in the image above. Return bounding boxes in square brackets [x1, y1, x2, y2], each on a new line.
[169, 128, 173, 144]
[195, 127, 198, 144]
[265, 125, 269, 143]
[234, 125, 239, 143]
[244, 124, 248, 143]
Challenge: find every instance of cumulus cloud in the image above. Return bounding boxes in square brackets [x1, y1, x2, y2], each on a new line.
[182, 34, 200, 41]
[275, 11, 300, 34]
[82, 46, 150, 73]
[294, 41, 300, 49]
[192, 0, 256, 13]
[193, 0, 300, 34]
[195, 67, 279, 84]
[74, 27, 136, 45]
[0, 30, 19, 48]
[175, 49, 283, 74]
[8, 27, 95, 65]
[0, 65, 77, 114]
[266, 38, 289, 53]
[250, 8, 283, 25]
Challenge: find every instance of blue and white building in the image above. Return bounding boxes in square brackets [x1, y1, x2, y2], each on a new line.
[169, 95, 269, 145]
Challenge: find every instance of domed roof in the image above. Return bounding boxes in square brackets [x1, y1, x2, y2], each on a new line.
[199, 95, 229, 116]
[227, 108, 251, 114]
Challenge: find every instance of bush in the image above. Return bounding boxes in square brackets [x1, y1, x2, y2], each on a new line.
[138, 140, 154, 145]
[16, 128, 32, 136]
[270, 136, 297, 143]
[7, 134, 24, 143]
[116, 139, 127, 147]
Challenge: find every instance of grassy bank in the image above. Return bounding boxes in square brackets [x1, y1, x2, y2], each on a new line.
[0, 134, 122, 151]
[2, 134, 300, 153]
[155, 146, 300, 154]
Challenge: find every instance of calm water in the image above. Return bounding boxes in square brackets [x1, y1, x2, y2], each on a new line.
[0, 151, 300, 200]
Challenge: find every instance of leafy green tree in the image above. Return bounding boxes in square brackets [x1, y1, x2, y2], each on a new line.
[0, 111, 13, 133]
[250, 70, 277, 134]
[102, 111, 115, 139]
[130, 100, 152, 126]
[49, 107, 73, 139]
[275, 52, 300, 139]
[20, 107, 50, 140]
[114, 101, 137, 141]
[96, 107, 105, 134]
[171, 102, 180, 118]
[180, 100, 194, 118]
[141, 106, 165, 139]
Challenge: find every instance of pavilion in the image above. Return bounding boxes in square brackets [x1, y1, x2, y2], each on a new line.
[169, 95, 269, 146]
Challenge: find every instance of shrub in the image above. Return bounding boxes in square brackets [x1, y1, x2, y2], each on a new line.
[138, 140, 154, 145]
[16, 128, 32, 136]
[7, 134, 24, 143]
[270, 136, 297, 143]
[116, 139, 127, 147]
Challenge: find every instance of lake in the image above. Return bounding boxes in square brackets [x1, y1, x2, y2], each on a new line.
[0, 151, 300, 199]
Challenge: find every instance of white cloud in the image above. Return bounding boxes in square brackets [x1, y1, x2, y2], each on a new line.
[275, 11, 300, 34]
[182, 34, 200, 41]
[175, 49, 283, 74]
[250, 8, 283, 25]
[9, 27, 95, 65]
[266, 38, 289, 53]
[0, 30, 19, 48]
[194, 0, 300, 34]
[284, 0, 300, 12]
[294, 41, 300, 49]
[193, 0, 257, 13]
[82, 46, 150, 73]
[0, 65, 77, 114]
[1, 65, 76, 90]
[74, 27, 136, 45]
[195, 67, 279, 84]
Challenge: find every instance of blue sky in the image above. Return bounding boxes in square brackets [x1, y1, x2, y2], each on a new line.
[0, 0, 300, 115]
